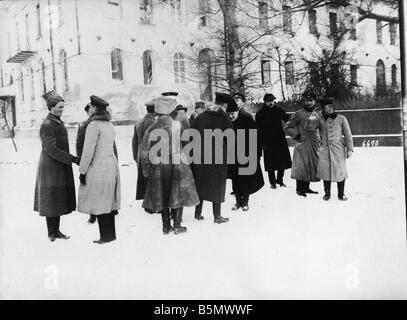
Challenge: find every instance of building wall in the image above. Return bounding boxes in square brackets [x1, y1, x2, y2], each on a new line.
[0, 0, 401, 130]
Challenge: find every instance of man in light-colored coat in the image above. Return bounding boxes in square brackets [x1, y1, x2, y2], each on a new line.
[78, 96, 121, 244]
[315, 98, 354, 201]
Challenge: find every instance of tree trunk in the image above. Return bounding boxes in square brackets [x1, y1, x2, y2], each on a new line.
[218, 0, 244, 94]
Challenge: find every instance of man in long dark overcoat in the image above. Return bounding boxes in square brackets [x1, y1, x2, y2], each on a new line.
[34, 90, 79, 241]
[285, 92, 321, 197]
[191, 92, 234, 223]
[255, 93, 292, 188]
[227, 100, 264, 211]
[132, 100, 156, 209]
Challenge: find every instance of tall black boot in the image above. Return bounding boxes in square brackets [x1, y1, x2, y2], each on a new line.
[276, 170, 286, 187]
[161, 209, 172, 235]
[268, 171, 277, 188]
[338, 180, 348, 201]
[323, 181, 331, 200]
[94, 214, 107, 244]
[55, 216, 69, 240]
[232, 194, 242, 210]
[241, 195, 249, 211]
[195, 201, 204, 220]
[304, 181, 318, 194]
[174, 208, 187, 235]
[213, 202, 229, 224]
[88, 214, 96, 224]
[296, 180, 306, 197]
[104, 212, 116, 242]
[46, 217, 57, 241]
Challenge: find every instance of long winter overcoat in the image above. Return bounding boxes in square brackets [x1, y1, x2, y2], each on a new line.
[78, 118, 121, 215]
[255, 104, 292, 171]
[191, 109, 234, 203]
[228, 110, 264, 196]
[34, 113, 76, 217]
[140, 115, 200, 212]
[316, 113, 354, 182]
[132, 113, 156, 200]
[285, 107, 321, 182]
[77, 116, 118, 159]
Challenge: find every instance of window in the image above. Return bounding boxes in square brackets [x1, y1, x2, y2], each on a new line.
[60, 50, 69, 91]
[57, 0, 63, 26]
[0, 67, 4, 88]
[308, 9, 317, 35]
[170, 0, 183, 23]
[198, 49, 215, 101]
[7, 32, 11, 57]
[143, 50, 153, 85]
[199, 0, 209, 27]
[25, 14, 30, 50]
[376, 20, 382, 44]
[140, 0, 153, 23]
[285, 61, 294, 85]
[261, 60, 271, 85]
[111, 48, 123, 81]
[174, 53, 186, 84]
[329, 12, 337, 38]
[36, 4, 41, 38]
[390, 23, 397, 45]
[283, 6, 292, 33]
[259, 2, 268, 30]
[391, 64, 397, 88]
[350, 65, 358, 86]
[376, 59, 386, 96]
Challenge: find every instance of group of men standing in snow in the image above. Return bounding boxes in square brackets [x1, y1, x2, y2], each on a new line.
[33, 88, 354, 243]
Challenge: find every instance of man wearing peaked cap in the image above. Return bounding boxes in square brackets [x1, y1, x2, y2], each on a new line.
[215, 92, 233, 106]
[132, 98, 157, 206]
[263, 93, 276, 102]
[90, 95, 109, 108]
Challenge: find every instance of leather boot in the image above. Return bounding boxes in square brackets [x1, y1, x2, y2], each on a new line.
[241, 195, 249, 211]
[304, 181, 318, 194]
[296, 180, 307, 197]
[338, 181, 348, 201]
[323, 181, 331, 200]
[54, 217, 70, 240]
[161, 209, 172, 235]
[46, 217, 57, 242]
[88, 214, 96, 224]
[194, 201, 204, 220]
[174, 208, 187, 235]
[213, 203, 229, 224]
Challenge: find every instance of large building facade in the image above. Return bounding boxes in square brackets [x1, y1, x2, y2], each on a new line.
[0, 0, 401, 131]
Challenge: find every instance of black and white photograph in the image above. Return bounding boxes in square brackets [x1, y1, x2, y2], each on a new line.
[0, 0, 406, 302]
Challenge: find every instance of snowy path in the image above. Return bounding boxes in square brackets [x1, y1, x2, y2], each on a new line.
[0, 135, 406, 299]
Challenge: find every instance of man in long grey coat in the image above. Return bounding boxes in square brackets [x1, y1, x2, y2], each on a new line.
[315, 98, 354, 201]
[132, 100, 156, 206]
[285, 92, 321, 197]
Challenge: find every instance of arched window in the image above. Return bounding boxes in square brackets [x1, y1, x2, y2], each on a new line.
[111, 48, 123, 81]
[59, 49, 69, 91]
[376, 59, 386, 96]
[20, 71, 24, 102]
[391, 64, 397, 88]
[198, 48, 215, 101]
[143, 50, 153, 85]
[30, 66, 35, 102]
[174, 53, 185, 84]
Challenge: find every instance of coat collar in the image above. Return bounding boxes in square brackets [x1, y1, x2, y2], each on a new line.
[46, 113, 63, 125]
[323, 112, 338, 121]
[144, 113, 156, 120]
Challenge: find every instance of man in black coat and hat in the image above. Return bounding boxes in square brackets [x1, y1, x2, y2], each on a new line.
[76, 96, 118, 223]
[255, 93, 292, 188]
[191, 92, 233, 224]
[227, 99, 264, 211]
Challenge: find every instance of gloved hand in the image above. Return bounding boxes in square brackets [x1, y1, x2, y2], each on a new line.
[79, 174, 86, 185]
[347, 151, 353, 159]
[71, 156, 80, 165]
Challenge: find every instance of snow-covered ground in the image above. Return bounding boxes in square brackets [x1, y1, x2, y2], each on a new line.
[0, 131, 406, 299]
